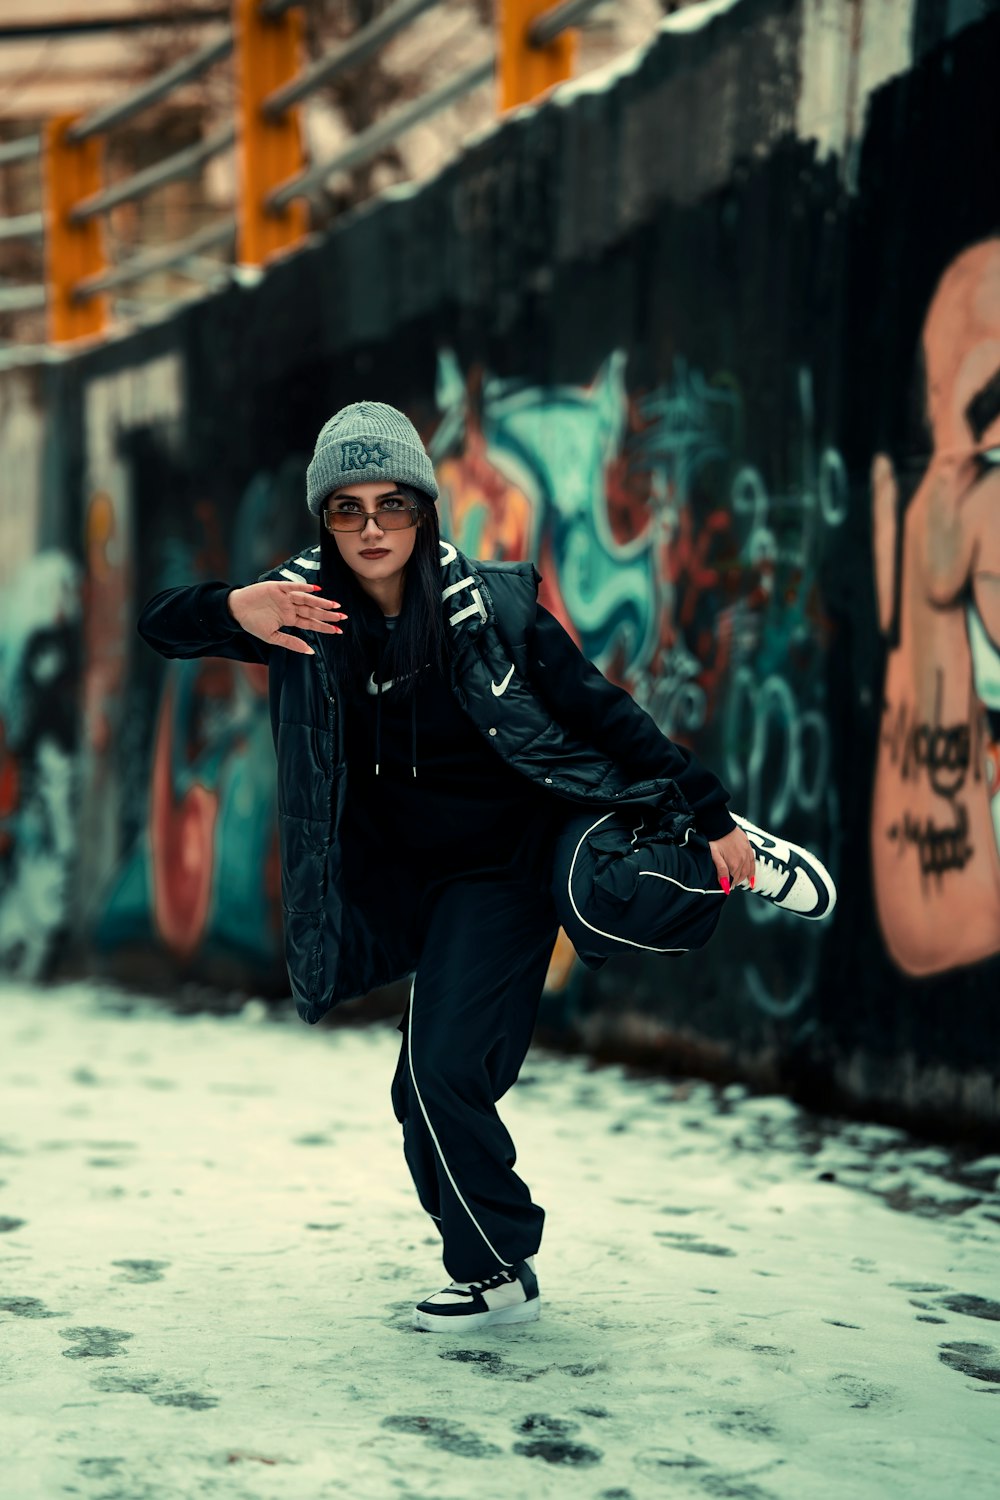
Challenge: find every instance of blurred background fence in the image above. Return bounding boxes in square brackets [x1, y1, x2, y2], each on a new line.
[1, 0, 998, 1138]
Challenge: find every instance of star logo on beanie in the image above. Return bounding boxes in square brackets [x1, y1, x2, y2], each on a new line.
[340, 440, 390, 472]
[308, 403, 438, 511]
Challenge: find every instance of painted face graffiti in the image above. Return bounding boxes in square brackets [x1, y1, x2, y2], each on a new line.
[871, 238, 1000, 976]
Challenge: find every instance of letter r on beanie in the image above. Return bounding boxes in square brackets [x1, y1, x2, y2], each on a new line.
[306, 401, 438, 513]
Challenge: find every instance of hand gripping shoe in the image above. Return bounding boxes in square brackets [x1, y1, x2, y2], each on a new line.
[413, 1256, 540, 1332]
[730, 814, 837, 920]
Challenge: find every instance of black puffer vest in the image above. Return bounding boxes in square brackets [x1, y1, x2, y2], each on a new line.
[258, 536, 693, 1024]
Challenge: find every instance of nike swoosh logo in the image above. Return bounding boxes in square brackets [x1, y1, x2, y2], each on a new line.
[368, 670, 415, 694]
[747, 830, 779, 852]
[366, 663, 430, 695]
[491, 664, 515, 697]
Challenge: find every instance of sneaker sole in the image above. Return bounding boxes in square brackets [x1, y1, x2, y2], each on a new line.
[413, 1298, 541, 1333]
[731, 814, 838, 920]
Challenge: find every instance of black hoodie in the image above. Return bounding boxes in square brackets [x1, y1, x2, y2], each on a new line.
[337, 585, 734, 927]
[338, 589, 569, 927]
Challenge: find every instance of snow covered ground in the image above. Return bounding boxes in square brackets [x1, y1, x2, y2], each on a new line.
[1, 979, 998, 1500]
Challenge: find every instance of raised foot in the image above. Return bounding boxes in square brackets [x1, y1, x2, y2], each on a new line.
[730, 814, 837, 920]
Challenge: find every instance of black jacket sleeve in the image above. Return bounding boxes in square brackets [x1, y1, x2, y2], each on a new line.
[526, 603, 736, 839]
[136, 581, 271, 665]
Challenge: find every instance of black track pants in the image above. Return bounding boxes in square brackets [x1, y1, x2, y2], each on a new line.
[390, 874, 561, 1283]
[548, 808, 727, 964]
[390, 809, 727, 1283]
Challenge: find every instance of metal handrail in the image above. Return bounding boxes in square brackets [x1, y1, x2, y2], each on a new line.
[259, 0, 599, 191]
[6, 0, 597, 345]
[67, 34, 234, 144]
[0, 284, 45, 313]
[268, 54, 494, 208]
[0, 10, 228, 41]
[74, 219, 237, 300]
[530, 0, 609, 46]
[69, 124, 236, 223]
[0, 212, 44, 243]
[262, 0, 443, 118]
[0, 134, 42, 167]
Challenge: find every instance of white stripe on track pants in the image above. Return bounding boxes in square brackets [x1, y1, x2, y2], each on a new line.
[389, 808, 727, 1282]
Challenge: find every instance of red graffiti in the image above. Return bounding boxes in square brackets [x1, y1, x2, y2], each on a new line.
[148, 675, 219, 961]
[0, 719, 20, 857]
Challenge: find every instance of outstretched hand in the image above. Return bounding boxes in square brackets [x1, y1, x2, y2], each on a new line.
[227, 581, 346, 656]
[707, 826, 755, 895]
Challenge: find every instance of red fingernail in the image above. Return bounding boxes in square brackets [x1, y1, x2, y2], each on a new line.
[721, 876, 731, 895]
[309, 584, 322, 591]
[750, 876, 755, 889]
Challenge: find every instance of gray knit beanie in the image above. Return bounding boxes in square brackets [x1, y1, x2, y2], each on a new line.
[306, 400, 439, 514]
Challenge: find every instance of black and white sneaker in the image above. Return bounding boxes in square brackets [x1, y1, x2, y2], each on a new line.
[413, 1256, 540, 1332]
[730, 814, 837, 920]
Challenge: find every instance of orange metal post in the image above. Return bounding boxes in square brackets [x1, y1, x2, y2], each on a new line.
[498, 0, 577, 112]
[233, 0, 308, 267]
[43, 115, 108, 344]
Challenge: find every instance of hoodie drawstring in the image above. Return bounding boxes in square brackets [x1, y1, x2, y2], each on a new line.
[375, 638, 384, 777]
[410, 685, 417, 780]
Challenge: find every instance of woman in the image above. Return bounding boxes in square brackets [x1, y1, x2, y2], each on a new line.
[138, 401, 836, 1333]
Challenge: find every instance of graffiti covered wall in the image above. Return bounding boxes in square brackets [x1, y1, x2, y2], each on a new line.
[7, 0, 999, 1130]
[0, 372, 81, 980]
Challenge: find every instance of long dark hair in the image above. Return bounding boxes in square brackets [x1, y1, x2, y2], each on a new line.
[318, 482, 448, 702]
